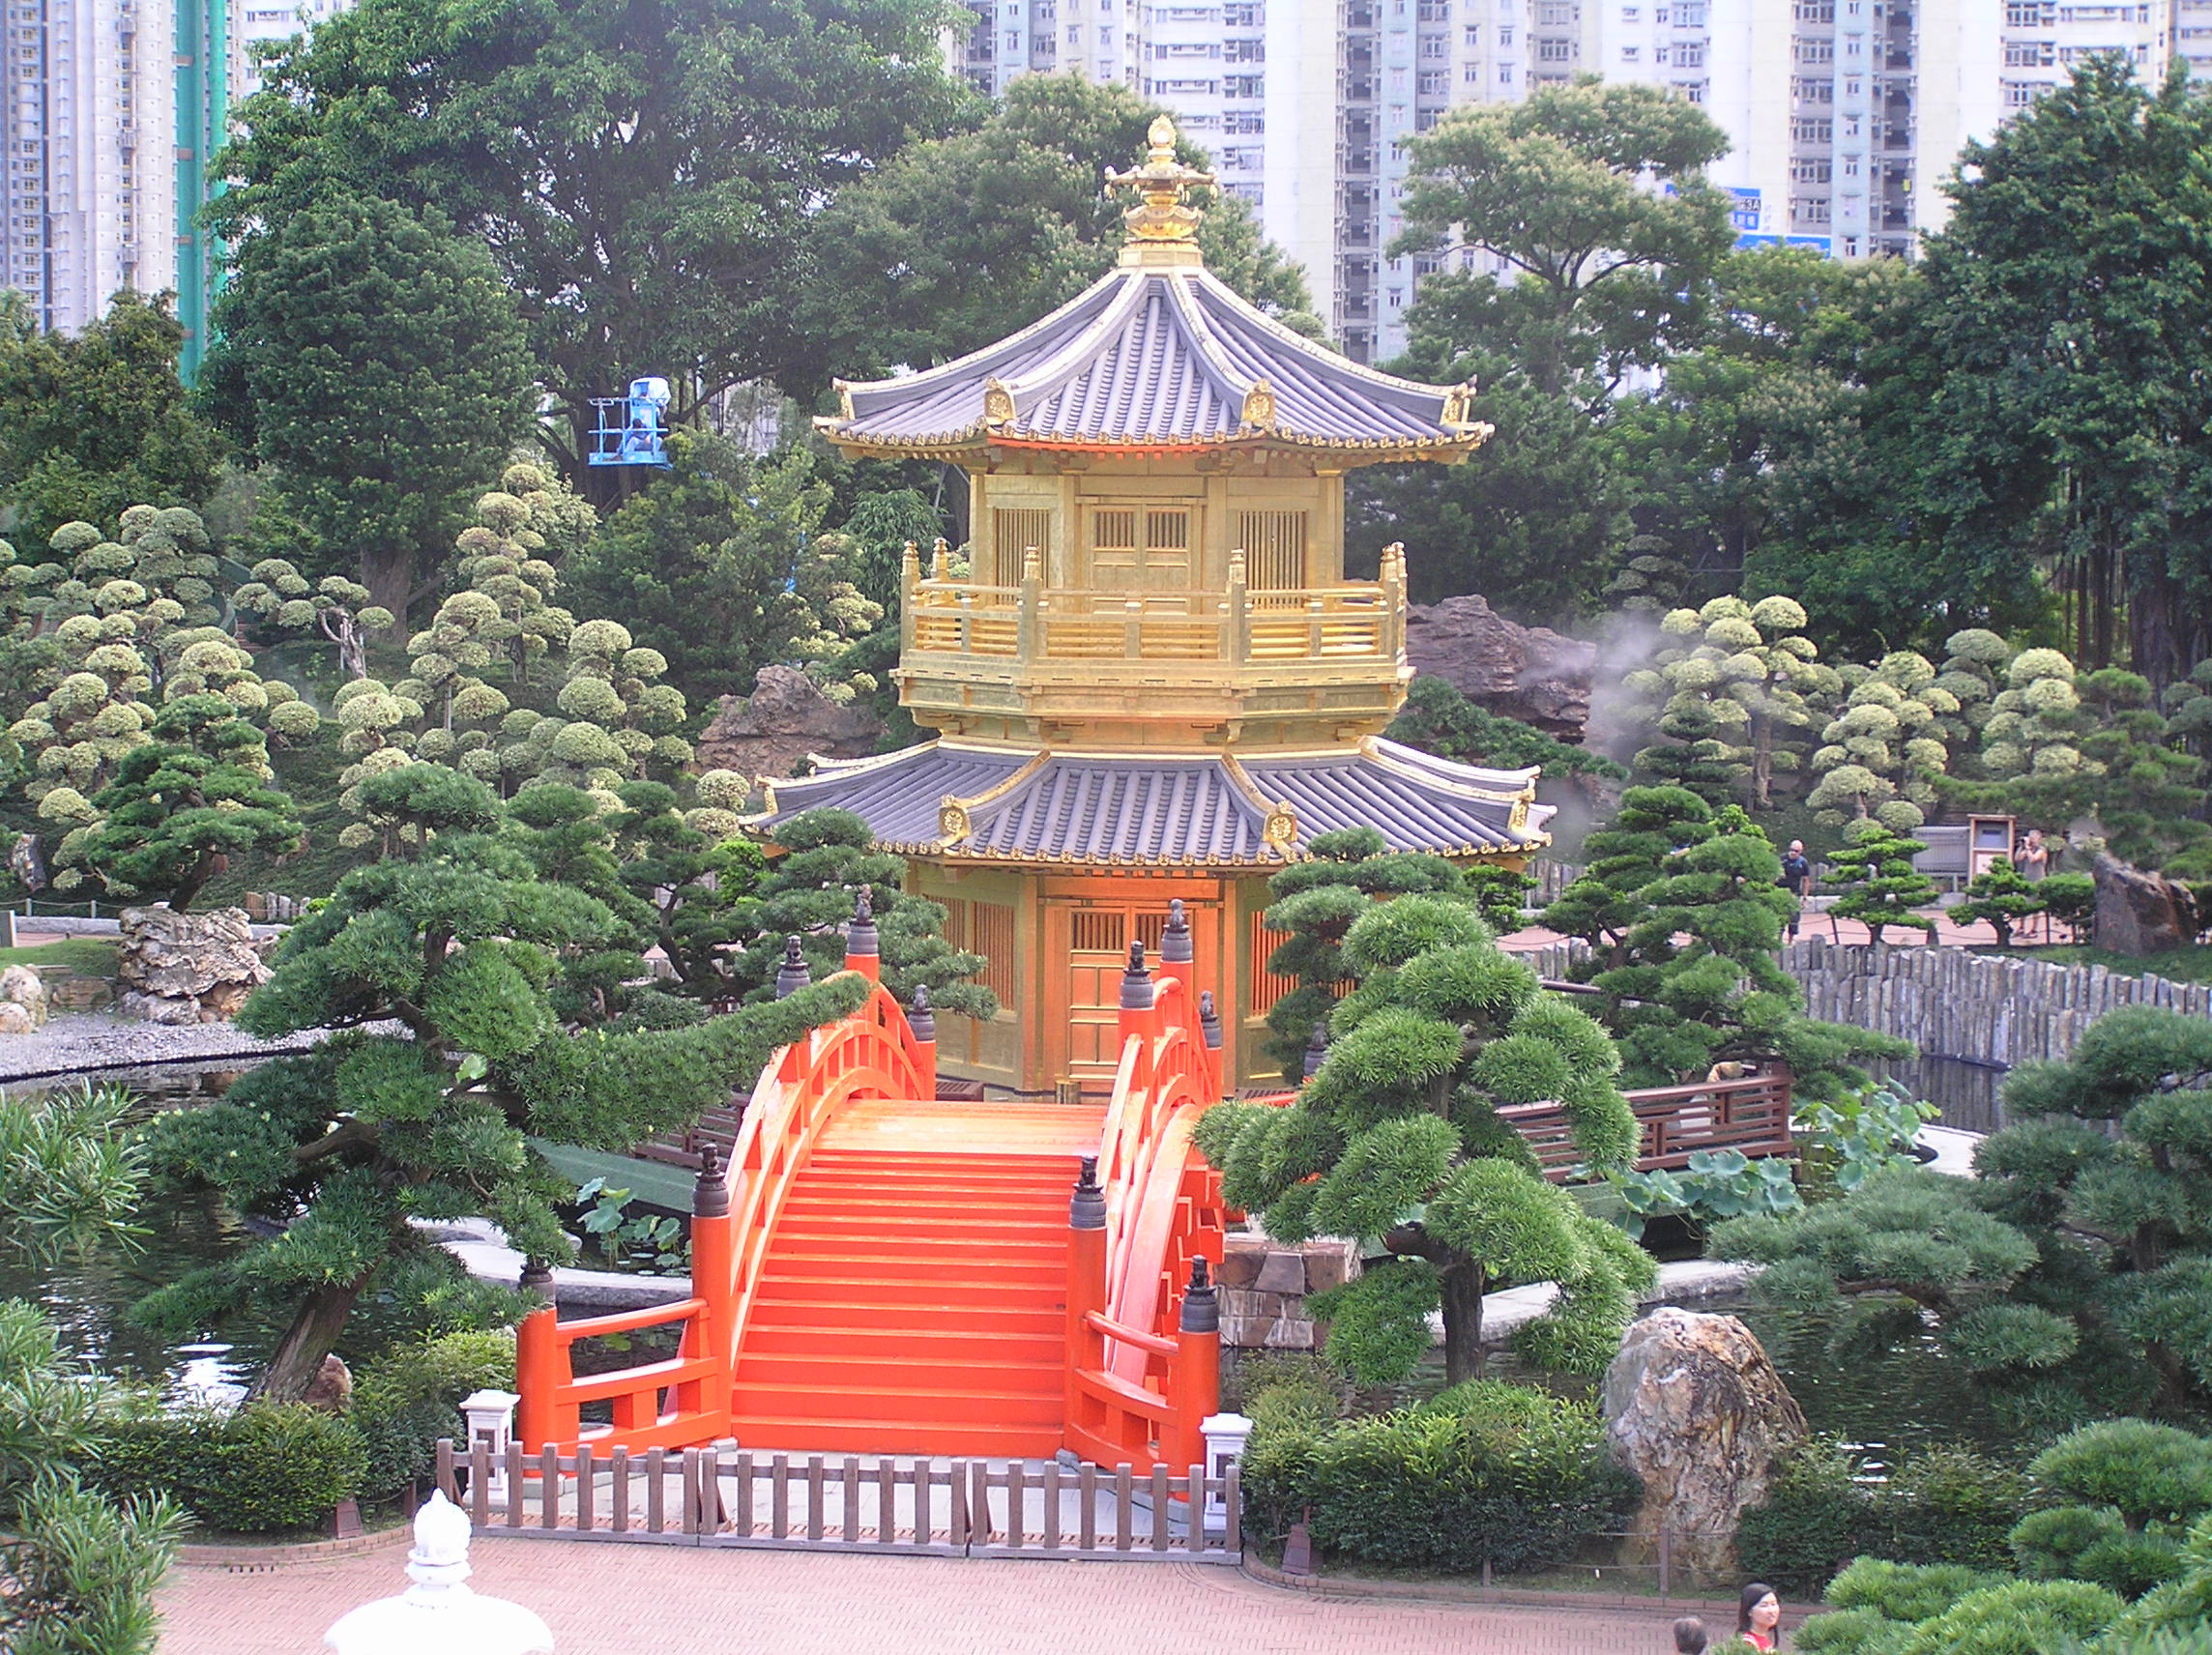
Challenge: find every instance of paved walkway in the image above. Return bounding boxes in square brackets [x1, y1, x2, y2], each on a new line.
[160, 1541, 1701, 1654]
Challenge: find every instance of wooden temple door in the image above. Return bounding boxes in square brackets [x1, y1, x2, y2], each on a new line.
[1043, 892, 1220, 1090]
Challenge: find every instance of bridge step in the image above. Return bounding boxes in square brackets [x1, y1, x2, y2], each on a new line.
[728, 1109, 1081, 1460]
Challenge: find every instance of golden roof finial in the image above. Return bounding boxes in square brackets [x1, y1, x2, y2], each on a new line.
[1106, 115, 1216, 246]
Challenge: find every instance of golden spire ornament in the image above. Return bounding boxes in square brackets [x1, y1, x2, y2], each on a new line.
[1106, 116, 1217, 245]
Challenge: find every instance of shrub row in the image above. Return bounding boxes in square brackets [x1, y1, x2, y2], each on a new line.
[1240, 1377, 1636, 1575]
[101, 1403, 368, 1533]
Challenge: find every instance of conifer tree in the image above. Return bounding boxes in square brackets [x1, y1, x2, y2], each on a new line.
[1825, 820, 1940, 944]
[138, 774, 873, 1402]
[1955, 857, 2045, 948]
[1198, 885, 1648, 1382]
[1806, 651, 1954, 832]
[230, 559, 394, 680]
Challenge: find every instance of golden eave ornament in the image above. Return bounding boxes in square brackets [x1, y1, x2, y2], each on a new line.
[1106, 116, 1216, 246]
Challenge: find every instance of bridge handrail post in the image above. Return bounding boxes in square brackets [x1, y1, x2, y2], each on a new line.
[1063, 1156, 1109, 1459]
[513, 1261, 569, 1454]
[685, 1146, 736, 1435]
[1172, 1257, 1221, 1486]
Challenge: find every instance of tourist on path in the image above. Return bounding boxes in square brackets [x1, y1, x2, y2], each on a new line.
[1673, 1616, 1708, 1653]
[1779, 841, 1813, 940]
[1737, 1583, 1783, 1650]
[2016, 828, 2050, 882]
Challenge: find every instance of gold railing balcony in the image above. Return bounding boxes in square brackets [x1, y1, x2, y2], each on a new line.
[894, 543, 1412, 742]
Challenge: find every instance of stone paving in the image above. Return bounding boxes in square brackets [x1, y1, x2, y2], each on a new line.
[160, 1540, 1708, 1654]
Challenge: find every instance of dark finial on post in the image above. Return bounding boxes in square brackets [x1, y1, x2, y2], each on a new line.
[907, 982, 937, 1044]
[845, 887, 879, 958]
[1303, 1021, 1329, 1080]
[1070, 1154, 1106, 1230]
[519, 1259, 554, 1292]
[1179, 1254, 1219, 1333]
[1161, 898, 1193, 964]
[774, 935, 811, 999]
[1198, 989, 1223, 1051]
[1120, 940, 1153, 1010]
[693, 1143, 729, 1217]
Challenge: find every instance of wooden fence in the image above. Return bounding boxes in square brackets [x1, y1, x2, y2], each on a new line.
[435, 1437, 1240, 1562]
[1503, 1071, 1794, 1178]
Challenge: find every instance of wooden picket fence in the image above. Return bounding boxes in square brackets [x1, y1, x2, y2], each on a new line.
[435, 1437, 1240, 1562]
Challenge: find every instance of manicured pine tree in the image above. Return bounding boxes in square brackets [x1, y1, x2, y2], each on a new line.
[1198, 888, 1649, 1382]
[1955, 857, 2045, 948]
[1826, 819, 1941, 944]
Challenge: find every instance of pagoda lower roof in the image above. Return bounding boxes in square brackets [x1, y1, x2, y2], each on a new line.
[744, 739, 1554, 867]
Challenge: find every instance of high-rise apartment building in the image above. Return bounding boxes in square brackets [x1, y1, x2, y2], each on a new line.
[2, 0, 174, 334]
[957, 0, 2184, 364]
[173, 0, 353, 376]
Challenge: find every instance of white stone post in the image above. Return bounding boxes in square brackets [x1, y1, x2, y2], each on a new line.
[1200, 1410, 1253, 1533]
[459, 1389, 519, 1503]
[325, 1490, 552, 1655]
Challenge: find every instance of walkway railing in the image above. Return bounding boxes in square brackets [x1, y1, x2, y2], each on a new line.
[435, 1437, 1241, 1562]
[1502, 1070, 1795, 1179]
[1064, 902, 1237, 1479]
[513, 921, 935, 1458]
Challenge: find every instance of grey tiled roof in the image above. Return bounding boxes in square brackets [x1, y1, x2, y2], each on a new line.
[748, 740, 1553, 865]
[820, 264, 1484, 454]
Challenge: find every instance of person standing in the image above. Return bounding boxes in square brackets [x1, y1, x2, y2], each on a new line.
[1738, 1582, 1784, 1650]
[1779, 841, 1813, 940]
[1673, 1616, 1710, 1653]
[2017, 828, 2049, 882]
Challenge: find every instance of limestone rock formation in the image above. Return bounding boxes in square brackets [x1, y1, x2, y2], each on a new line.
[2092, 854, 2194, 956]
[694, 665, 885, 782]
[0, 963, 48, 1033]
[115, 906, 271, 1024]
[1403, 594, 1596, 739]
[1602, 1306, 1808, 1571]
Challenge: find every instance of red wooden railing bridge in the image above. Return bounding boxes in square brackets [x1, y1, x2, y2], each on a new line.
[514, 903, 1793, 1473]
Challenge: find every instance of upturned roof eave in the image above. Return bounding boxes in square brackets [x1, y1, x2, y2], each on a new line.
[808, 417, 1490, 466]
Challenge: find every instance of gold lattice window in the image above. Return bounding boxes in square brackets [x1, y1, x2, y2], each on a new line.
[1086, 506, 1191, 590]
[991, 508, 1052, 589]
[1237, 509, 1308, 591]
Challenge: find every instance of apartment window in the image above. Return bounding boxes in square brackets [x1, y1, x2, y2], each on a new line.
[1842, 155, 1860, 175]
[1536, 36, 1571, 59]
[1418, 68, 1448, 89]
[2004, 39, 2054, 64]
[1499, 25, 1513, 42]
[1464, 61, 1482, 78]
[1675, 39, 1704, 64]
[1463, 20, 1479, 41]
[1795, 36, 1833, 61]
[1415, 0, 1449, 15]
[1226, 73, 1262, 93]
[2004, 0, 2053, 20]
[1676, 0, 1704, 17]
[1223, 1, 1259, 19]
[1844, 235, 1859, 254]
[1499, 62, 1513, 78]
[1792, 157, 1832, 182]
[1793, 75, 1832, 99]
[1226, 110, 1264, 131]
[1534, 0, 1573, 20]
[2002, 78, 2039, 105]
[1621, 3, 1638, 15]
[1793, 0, 1833, 16]
[1654, 43, 1668, 60]
[1418, 30, 1447, 55]
[1791, 195, 1831, 224]
[1226, 34, 1263, 57]
[1621, 44, 1639, 57]
[1676, 77, 1706, 100]
[1004, 29, 1019, 48]
[1791, 117, 1833, 141]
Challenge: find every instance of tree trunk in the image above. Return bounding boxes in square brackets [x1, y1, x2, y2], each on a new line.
[1439, 1258, 1488, 1385]
[359, 542, 417, 635]
[248, 1273, 372, 1404]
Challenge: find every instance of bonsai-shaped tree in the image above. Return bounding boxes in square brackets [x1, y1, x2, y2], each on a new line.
[2007, 1419, 2212, 1597]
[1251, 826, 1467, 1082]
[73, 698, 304, 911]
[2073, 670, 2211, 881]
[138, 775, 876, 1401]
[1631, 699, 1743, 807]
[230, 559, 395, 680]
[606, 781, 769, 1001]
[1956, 857, 2046, 948]
[729, 808, 997, 1022]
[1806, 651, 1955, 833]
[1384, 676, 1627, 785]
[1825, 819, 1940, 944]
[1196, 891, 1647, 1382]
[1600, 533, 1689, 614]
[1927, 627, 2015, 777]
[1968, 647, 2101, 825]
[1545, 788, 1906, 1094]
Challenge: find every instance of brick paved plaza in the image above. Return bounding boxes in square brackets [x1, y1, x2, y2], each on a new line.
[160, 1542, 1697, 1654]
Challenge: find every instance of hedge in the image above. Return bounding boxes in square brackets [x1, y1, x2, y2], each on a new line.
[101, 1403, 367, 1533]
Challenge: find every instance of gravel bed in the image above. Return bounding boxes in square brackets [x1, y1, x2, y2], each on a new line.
[0, 1012, 360, 1084]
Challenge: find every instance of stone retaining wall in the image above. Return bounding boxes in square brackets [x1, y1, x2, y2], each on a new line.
[1218, 1234, 1358, 1350]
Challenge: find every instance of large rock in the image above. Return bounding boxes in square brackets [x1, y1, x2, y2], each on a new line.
[0, 963, 48, 1033]
[1403, 594, 1596, 739]
[2092, 854, 2193, 956]
[1602, 1306, 1808, 1572]
[115, 906, 271, 1025]
[694, 664, 884, 781]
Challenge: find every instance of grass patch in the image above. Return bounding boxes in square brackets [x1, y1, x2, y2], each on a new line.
[1980, 944, 2212, 983]
[0, 937, 119, 978]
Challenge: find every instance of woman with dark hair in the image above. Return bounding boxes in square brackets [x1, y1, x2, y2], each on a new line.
[1738, 1582, 1783, 1650]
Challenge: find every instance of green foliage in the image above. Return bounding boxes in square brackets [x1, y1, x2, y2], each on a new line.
[1804, 651, 1954, 833]
[1544, 786, 1904, 1095]
[2028, 1422, 2212, 1534]
[207, 0, 970, 456]
[0, 1084, 147, 1265]
[79, 736, 304, 912]
[1796, 1077, 1942, 1196]
[0, 290, 225, 549]
[1612, 1147, 1802, 1236]
[202, 193, 536, 619]
[1741, 1443, 2032, 1596]
[1825, 820, 1941, 944]
[1385, 677, 1627, 781]
[101, 1403, 367, 1532]
[1239, 1378, 1634, 1574]
[1893, 1578, 2123, 1655]
[1958, 859, 2047, 949]
[2041, 874, 2099, 943]
[352, 1328, 515, 1500]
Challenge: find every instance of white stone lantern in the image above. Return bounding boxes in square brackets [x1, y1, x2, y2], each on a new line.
[459, 1387, 519, 1500]
[1200, 1410, 1253, 1533]
[325, 1490, 552, 1655]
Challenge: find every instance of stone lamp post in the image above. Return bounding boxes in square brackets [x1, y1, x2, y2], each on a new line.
[324, 1490, 552, 1655]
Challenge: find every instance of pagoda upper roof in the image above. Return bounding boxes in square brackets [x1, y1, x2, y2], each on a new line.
[816, 118, 1490, 463]
[745, 738, 1553, 867]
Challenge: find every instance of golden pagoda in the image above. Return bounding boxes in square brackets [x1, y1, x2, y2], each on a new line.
[756, 118, 1553, 1092]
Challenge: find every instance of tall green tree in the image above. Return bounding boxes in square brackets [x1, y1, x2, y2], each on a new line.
[1912, 58, 2212, 684]
[1354, 78, 1734, 619]
[804, 74, 1313, 380]
[1197, 886, 1647, 1383]
[201, 194, 537, 621]
[0, 291, 225, 548]
[207, 0, 971, 470]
